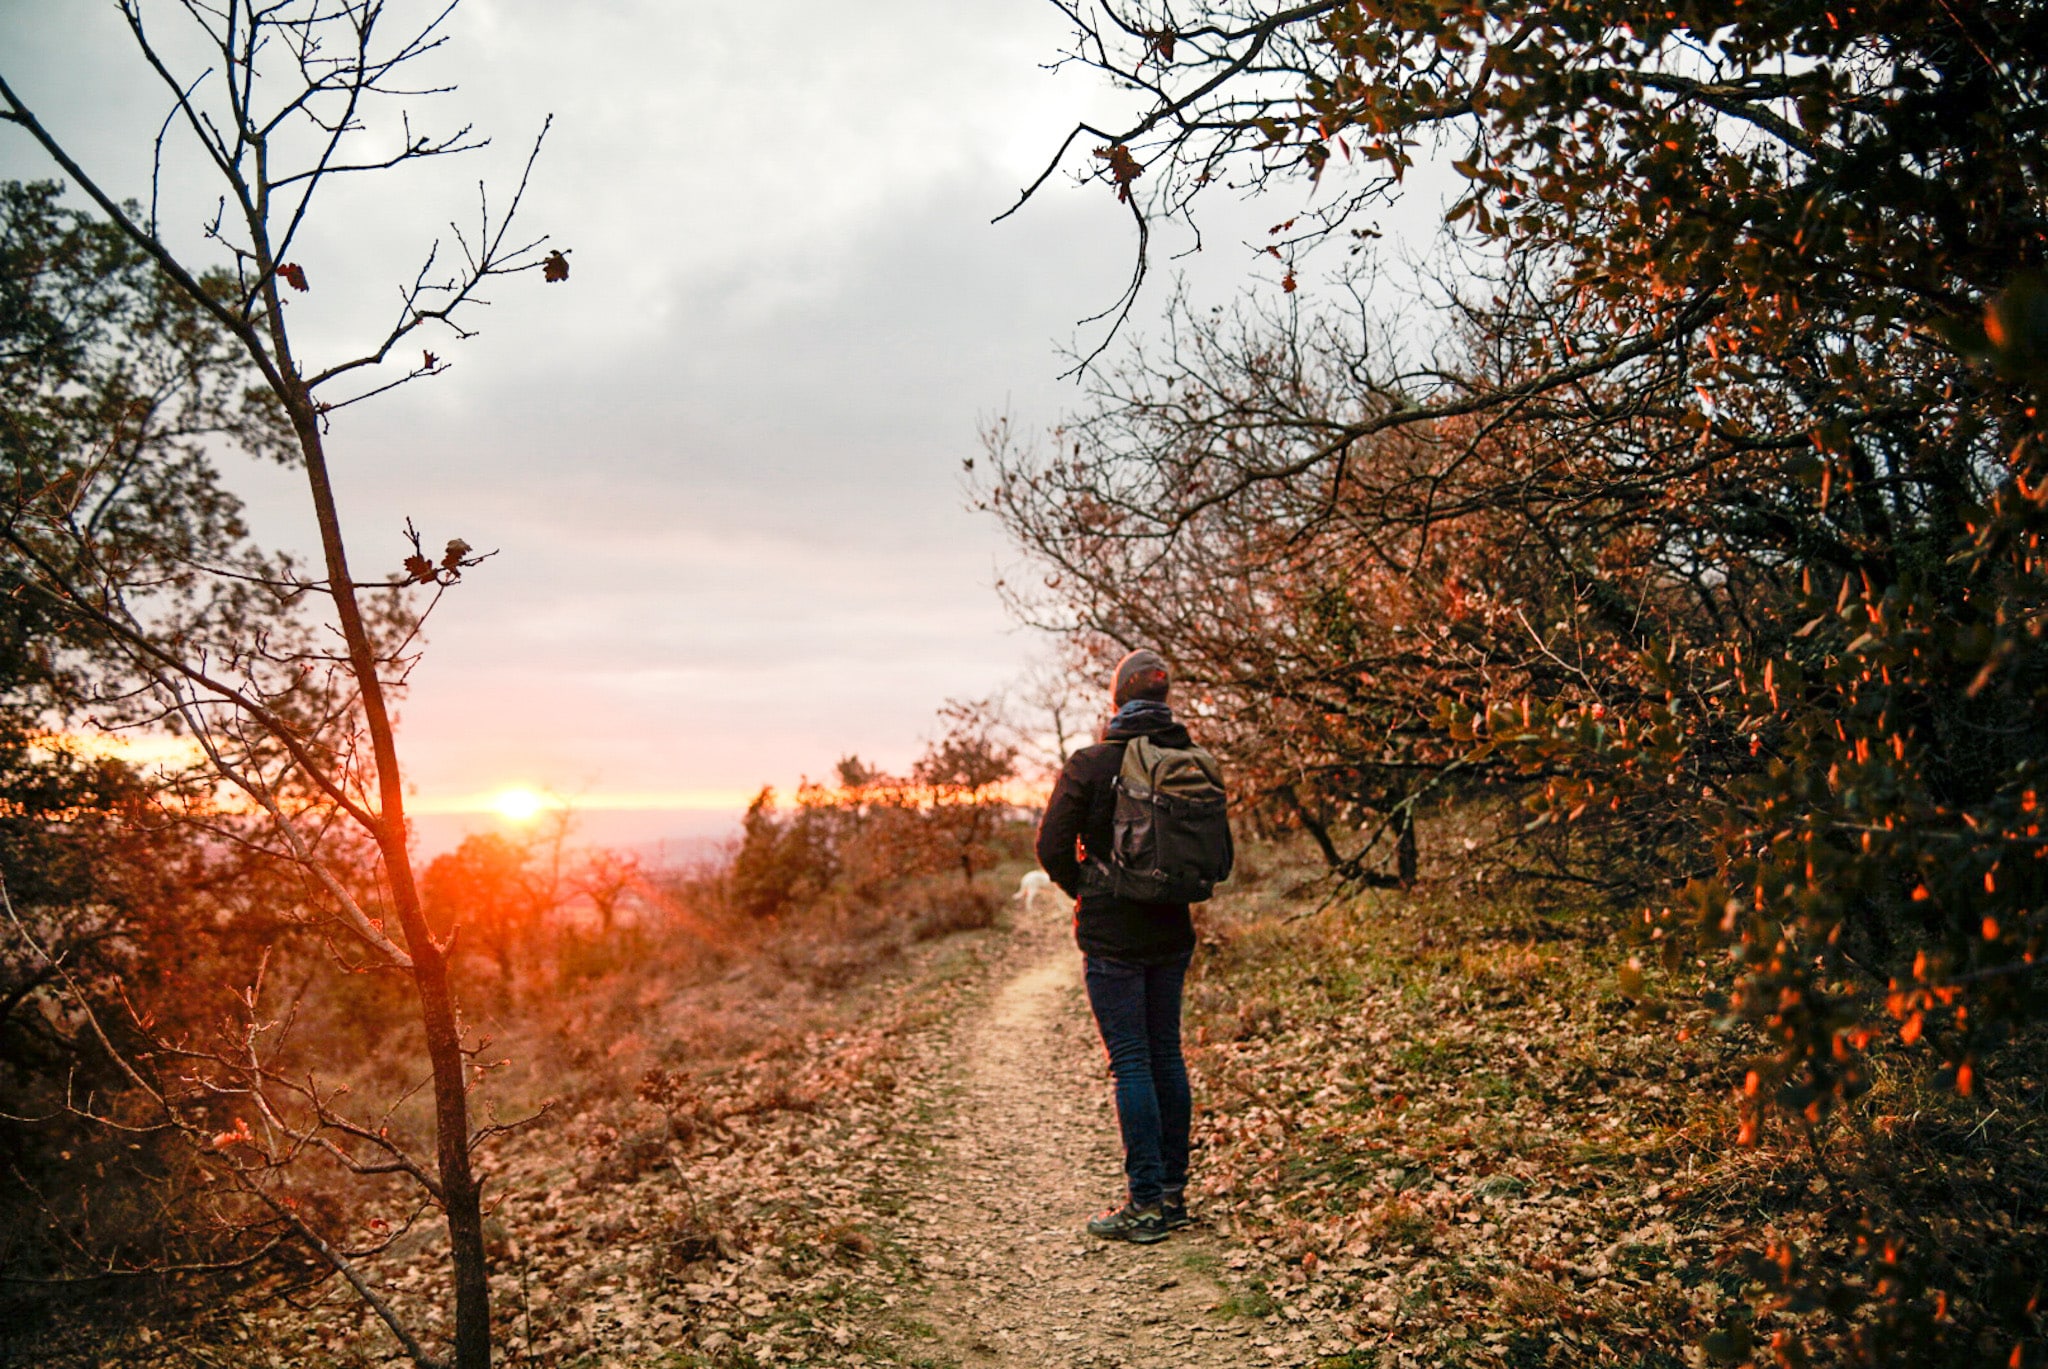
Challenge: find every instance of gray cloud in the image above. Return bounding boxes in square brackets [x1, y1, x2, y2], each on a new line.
[4, 0, 1396, 832]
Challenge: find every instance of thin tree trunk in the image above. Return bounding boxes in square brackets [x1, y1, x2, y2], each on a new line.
[1395, 804, 1419, 890]
[287, 402, 491, 1369]
[1276, 784, 1344, 869]
[5, 31, 509, 1364]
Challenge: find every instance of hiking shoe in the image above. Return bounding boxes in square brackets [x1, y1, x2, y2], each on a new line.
[1087, 1201, 1168, 1244]
[1160, 1196, 1193, 1230]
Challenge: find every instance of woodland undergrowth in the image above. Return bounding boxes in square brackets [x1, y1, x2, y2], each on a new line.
[1188, 839, 2048, 1368]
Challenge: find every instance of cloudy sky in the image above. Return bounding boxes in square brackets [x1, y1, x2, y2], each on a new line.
[0, 0, 1413, 852]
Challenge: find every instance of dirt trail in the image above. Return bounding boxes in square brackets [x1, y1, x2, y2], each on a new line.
[885, 894, 1281, 1369]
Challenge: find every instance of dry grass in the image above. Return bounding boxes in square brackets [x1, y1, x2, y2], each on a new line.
[3, 858, 1025, 1369]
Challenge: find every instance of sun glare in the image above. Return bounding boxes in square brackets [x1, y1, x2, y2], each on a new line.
[491, 787, 550, 823]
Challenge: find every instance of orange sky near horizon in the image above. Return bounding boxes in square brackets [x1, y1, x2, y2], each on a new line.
[41, 725, 1048, 844]
[37, 730, 756, 820]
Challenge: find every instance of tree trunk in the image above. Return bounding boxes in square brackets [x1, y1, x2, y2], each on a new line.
[289, 403, 491, 1369]
[1395, 805, 1419, 890]
[1277, 785, 1344, 869]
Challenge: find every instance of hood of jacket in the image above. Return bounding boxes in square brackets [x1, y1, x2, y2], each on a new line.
[1103, 699, 1192, 748]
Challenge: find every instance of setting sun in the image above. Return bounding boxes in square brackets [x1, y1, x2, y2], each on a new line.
[489, 787, 551, 823]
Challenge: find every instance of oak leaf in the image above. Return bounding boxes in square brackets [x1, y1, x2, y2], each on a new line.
[542, 249, 571, 282]
[1093, 144, 1144, 202]
[277, 262, 309, 292]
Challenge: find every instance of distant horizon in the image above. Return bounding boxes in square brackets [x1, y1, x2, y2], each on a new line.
[406, 789, 761, 817]
[408, 804, 742, 863]
[408, 782, 1053, 861]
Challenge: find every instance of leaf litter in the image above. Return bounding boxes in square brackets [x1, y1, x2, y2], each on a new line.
[40, 837, 2048, 1367]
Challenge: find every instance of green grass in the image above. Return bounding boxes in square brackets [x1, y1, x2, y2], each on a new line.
[1474, 1071, 1521, 1101]
[1215, 1281, 1279, 1320]
[1391, 1039, 1458, 1072]
[1614, 1242, 1671, 1278]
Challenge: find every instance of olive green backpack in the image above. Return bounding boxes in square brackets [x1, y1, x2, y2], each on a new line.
[1104, 735, 1234, 903]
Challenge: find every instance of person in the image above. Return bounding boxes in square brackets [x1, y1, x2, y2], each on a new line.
[1036, 648, 1200, 1244]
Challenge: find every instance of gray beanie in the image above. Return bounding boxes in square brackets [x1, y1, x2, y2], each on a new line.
[1112, 649, 1171, 705]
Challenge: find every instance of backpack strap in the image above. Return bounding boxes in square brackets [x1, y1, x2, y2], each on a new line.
[1119, 734, 1159, 798]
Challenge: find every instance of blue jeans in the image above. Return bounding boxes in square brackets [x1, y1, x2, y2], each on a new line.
[1083, 952, 1193, 1207]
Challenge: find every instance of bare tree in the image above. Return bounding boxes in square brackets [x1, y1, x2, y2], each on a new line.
[573, 846, 647, 937]
[912, 699, 1020, 886]
[1004, 646, 1109, 784]
[0, 4, 566, 1365]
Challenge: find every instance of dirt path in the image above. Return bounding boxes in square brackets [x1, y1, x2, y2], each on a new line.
[884, 895, 1302, 1369]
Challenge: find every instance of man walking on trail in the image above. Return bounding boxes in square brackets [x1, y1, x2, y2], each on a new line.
[1036, 648, 1225, 1245]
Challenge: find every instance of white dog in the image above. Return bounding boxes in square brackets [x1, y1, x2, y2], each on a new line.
[1015, 868, 1055, 912]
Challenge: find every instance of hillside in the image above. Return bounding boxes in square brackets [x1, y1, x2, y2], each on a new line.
[14, 837, 2044, 1368]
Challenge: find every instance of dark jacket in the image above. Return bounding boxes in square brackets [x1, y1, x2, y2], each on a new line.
[1035, 706, 1198, 964]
